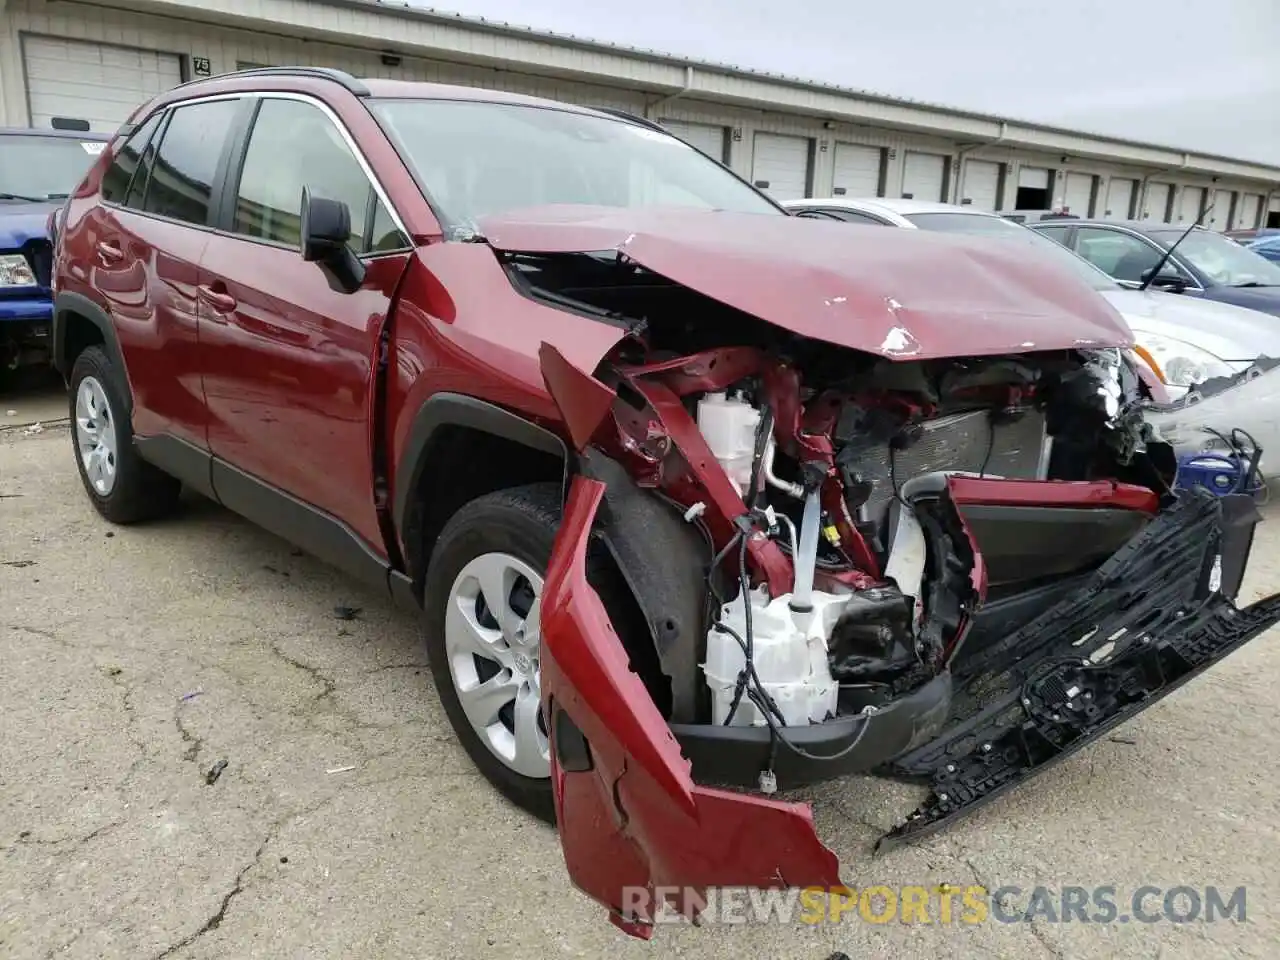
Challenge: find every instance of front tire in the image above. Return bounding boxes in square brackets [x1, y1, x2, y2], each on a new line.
[69, 345, 180, 523]
[424, 482, 648, 824]
[424, 484, 564, 822]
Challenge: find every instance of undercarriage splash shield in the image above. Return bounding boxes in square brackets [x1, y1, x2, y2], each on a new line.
[542, 477, 841, 937]
[876, 489, 1280, 850]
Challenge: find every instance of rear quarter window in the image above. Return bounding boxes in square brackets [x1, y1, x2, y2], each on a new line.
[99, 113, 162, 204]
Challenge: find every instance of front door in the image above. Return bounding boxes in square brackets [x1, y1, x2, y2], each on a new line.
[196, 94, 413, 551]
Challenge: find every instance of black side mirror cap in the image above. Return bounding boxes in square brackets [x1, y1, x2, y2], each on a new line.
[299, 186, 366, 294]
[1140, 267, 1187, 292]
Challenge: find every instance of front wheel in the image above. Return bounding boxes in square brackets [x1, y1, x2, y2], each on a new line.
[69, 345, 181, 523]
[424, 484, 563, 822]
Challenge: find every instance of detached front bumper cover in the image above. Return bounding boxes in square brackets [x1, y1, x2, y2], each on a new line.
[878, 489, 1280, 849]
[541, 476, 841, 938]
[542, 480, 1280, 934]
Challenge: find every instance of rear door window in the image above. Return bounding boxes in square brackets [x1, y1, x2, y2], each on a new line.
[143, 99, 240, 227]
[1075, 228, 1165, 282]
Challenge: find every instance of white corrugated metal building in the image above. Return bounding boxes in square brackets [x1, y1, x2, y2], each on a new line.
[2, 0, 1278, 230]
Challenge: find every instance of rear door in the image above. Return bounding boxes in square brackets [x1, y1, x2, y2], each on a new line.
[197, 93, 413, 552]
[73, 97, 242, 448]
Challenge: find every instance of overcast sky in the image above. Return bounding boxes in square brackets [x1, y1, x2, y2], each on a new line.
[414, 0, 1280, 165]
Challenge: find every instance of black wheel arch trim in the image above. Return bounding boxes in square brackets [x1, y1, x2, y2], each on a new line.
[391, 392, 569, 538]
[53, 292, 129, 406]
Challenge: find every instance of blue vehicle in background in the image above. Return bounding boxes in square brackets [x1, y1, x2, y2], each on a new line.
[1029, 218, 1280, 319]
[0, 126, 109, 382]
[1249, 235, 1280, 264]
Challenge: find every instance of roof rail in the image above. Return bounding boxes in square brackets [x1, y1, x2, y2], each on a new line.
[177, 66, 370, 96]
[588, 107, 669, 133]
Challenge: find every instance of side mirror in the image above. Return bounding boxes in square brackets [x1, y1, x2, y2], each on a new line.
[1140, 267, 1187, 293]
[299, 186, 365, 294]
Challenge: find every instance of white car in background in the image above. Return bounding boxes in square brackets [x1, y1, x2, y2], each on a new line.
[782, 197, 1280, 471]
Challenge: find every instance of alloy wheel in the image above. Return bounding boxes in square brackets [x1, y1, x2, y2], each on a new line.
[75, 375, 118, 497]
[444, 551, 549, 778]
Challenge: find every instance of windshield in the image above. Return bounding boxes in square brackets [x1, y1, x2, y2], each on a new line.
[0, 133, 105, 201]
[1148, 228, 1280, 287]
[903, 211, 1121, 293]
[368, 99, 781, 228]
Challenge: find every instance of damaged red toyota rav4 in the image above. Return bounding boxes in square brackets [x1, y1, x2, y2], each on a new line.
[51, 68, 1280, 937]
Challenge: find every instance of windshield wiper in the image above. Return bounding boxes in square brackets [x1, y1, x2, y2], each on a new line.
[0, 191, 66, 202]
[1232, 281, 1275, 288]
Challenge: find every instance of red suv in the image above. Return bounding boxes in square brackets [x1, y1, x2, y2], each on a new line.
[50, 67, 1280, 936]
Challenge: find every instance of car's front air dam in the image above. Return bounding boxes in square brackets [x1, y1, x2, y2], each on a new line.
[668, 672, 953, 789]
[1145, 364, 1280, 475]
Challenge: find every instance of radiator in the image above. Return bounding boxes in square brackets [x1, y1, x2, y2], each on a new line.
[840, 407, 1050, 523]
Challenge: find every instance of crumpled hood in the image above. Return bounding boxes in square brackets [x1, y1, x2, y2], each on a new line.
[477, 205, 1134, 361]
[0, 202, 56, 251]
[1102, 288, 1280, 364]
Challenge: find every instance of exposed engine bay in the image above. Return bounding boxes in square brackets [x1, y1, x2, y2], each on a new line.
[526, 247, 1179, 745]
[514, 231, 1280, 939]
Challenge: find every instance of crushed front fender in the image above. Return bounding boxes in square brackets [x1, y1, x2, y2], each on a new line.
[540, 475, 842, 938]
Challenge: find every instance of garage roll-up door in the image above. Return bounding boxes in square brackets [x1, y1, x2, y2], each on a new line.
[901, 151, 946, 201]
[1105, 178, 1136, 218]
[751, 133, 811, 200]
[1210, 190, 1234, 230]
[1143, 182, 1172, 222]
[1063, 173, 1094, 216]
[23, 35, 183, 133]
[660, 120, 727, 163]
[960, 160, 1000, 210]
[1018, 167, 1051, 190]
[1238, 193, 1262, 230]
[1176, 186, 1206, 224]
[831, 143, 882, 198]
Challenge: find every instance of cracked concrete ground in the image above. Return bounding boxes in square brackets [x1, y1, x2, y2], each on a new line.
[3, 389, 1280, 959]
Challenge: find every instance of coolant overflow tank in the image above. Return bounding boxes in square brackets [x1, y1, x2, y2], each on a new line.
[705, 587, 843, 726]
[696, 391, 761, 495]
